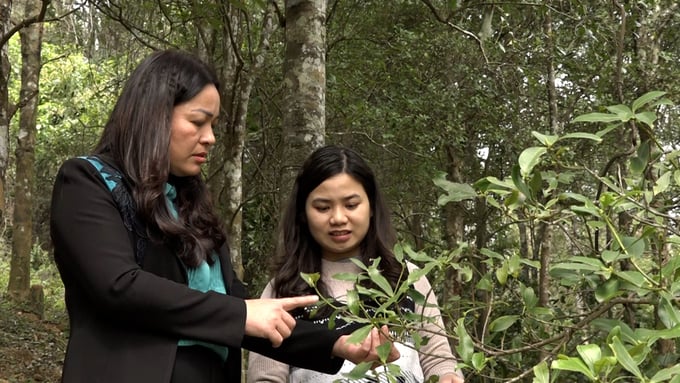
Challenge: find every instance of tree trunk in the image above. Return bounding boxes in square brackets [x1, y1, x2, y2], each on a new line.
[535, 4, 559, 361]
[0, 0, 11, 226]
[442, 143, 465, 319]
[8, 0, 43, 306]
[279, 0, 327, 206]
[205, 3, 278, 281]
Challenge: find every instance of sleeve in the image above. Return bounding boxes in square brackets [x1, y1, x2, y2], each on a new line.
[246, 282, 290, 383]
[241, 278, 360, 374]
[408, 263, 464, 380]
[50, 158, 248, 348]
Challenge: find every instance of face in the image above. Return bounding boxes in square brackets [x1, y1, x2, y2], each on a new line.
[169, 84, 219, 177]
[305, 173, 371, 261]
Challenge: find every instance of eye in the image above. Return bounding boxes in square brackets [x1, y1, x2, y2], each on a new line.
[346, 203, 359, 210]
[315, 206, 330, 212]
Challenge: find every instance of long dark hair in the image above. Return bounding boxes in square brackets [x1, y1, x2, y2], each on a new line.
[94, 49, 225, 267]
[273, 145, 405, 300]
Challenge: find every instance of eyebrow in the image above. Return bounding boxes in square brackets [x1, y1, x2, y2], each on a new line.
[311, 194, 362, 203]
[191, 108, 216, 118]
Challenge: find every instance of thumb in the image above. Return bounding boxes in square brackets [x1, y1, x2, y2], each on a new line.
[280, 295, 319, 311]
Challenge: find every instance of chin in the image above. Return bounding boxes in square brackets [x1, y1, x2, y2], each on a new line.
[170, 169, 201, 177]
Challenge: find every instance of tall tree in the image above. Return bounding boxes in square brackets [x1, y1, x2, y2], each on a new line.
[279, 0, 327, 204]
[0, 0, 13, 227]
[202, 2, 279, 279]
[7, 0, 45, 304]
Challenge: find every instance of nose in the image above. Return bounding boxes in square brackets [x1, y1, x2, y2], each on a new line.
[329, 207, 348, 225]
[200, 125, 216, 146]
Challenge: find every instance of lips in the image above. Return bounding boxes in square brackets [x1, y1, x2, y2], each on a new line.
[329, 230, 352, 243]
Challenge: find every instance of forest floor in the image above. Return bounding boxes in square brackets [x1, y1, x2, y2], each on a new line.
[0, 299, 67, 383]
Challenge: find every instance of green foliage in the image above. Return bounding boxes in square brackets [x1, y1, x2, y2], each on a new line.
[439, 91, 679, 381]
[32, 41, 122, 245]
[319, 92, 679, 382]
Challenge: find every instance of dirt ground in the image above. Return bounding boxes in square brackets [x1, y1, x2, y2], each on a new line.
[0, 301, 67, 383]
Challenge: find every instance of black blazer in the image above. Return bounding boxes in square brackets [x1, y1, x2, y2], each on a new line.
[50, 157, 346, 383]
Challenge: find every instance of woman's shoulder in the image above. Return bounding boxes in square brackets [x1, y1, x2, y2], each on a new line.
[53, 156, 124, 199]
[56, 156, 101, 180]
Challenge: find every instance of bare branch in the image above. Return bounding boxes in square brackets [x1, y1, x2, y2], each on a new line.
[0, 0, 50, 48]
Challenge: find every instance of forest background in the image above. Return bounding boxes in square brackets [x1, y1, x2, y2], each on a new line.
[1, 0, 679, 382]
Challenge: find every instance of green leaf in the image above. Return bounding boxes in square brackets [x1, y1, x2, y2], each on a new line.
[570, 205, 601, 217]
[347, 289, 361, 315]
[349, 258, 369, 271]
[551, 357, 596, 379]
[651, 364, 680, 383]
[630, 156, 647, 175]
[635, 111, 657, 128]
[508, 253, 521, 276]
[531, 131, 558, 146]
[551, 261, 602, 273]
[636, 325, 680, 343]
[572, 112, 623, 123]
[592, 320, 637, 344]
[614, 270, 648, 287]
[300, 272, 320, 287]
[393, 243, 404, 263]
[344, 361, 373, 379]
[595, 278, 621, 302]
[637, 141, 651, 164]
[605, 104, 633, 120]
[577, 344, 602, 372]
[436, 182, 477, 205]
[559, 132, 603, 142]
[475, 176, 515, 191]
[368, 266, 394, 296]
[560, 192, 591, 203]
[496, 261, 509, 285]
[346, 325, 373, 345]
[601, 250, 623, 263]
[332, 272, 360, 282]
[661, 254, 680, 280]
[521, 285, 538, 309]
[609, 336, 644, 379]
[489, 315, 519, 332]
[512, 165, 533, 202]
[528, 171, 543, 196]
[632, 90, 666, 112]
[616, 236, 646, 258]
[596, 125, 619, 137]
[658, 295, 680, 328]
[532, 361, 549, 383]
[376, 341, 392, 363]
[519, 147, 547, 176]
[481, 248, 505, 260]
[476, 275, 493, 291]
[471, 352, 487, 371]
[654, 171, 672, 195]
[455, 318, 474, 362]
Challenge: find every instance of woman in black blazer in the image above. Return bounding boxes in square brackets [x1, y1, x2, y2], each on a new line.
[50, 50, 396, 383]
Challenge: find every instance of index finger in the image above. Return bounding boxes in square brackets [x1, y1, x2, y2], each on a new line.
[279, 295, 319, 311]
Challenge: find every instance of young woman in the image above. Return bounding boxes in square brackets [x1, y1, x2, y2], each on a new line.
[247, 145, 464, 382]
[50, 50, 395, 383]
